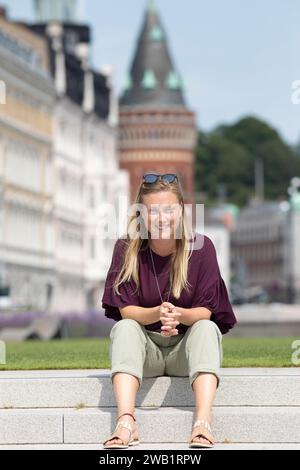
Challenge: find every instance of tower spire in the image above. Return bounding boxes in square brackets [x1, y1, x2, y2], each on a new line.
[121, 0, 185, 107]
[148, 0, 156, 13]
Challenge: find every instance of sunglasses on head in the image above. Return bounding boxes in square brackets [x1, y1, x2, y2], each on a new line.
[142, 173, 178, 184]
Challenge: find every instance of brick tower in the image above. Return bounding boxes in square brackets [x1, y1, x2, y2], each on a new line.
[119, 0, 197, 204]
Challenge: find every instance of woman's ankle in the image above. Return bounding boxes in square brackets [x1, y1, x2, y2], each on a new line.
[194, 412, 211, 424]
[117, 412, 136, 422]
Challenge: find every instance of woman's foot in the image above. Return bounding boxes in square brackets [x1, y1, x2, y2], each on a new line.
[102, 413, 139, 448]
[189, 416, 214, 447]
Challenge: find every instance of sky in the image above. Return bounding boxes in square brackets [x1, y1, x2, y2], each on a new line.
[2, 0, 300, 146]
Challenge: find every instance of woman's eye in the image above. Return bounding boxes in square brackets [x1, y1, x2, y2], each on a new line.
[163, 207, 175, 214]
[148, 207, 174, 215]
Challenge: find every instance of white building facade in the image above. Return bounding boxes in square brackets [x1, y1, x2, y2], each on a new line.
[41, 21, 130, 312]
[0, 14, 56, 311]
[231, 198, 300, 303]
[0, 11, 130, 313]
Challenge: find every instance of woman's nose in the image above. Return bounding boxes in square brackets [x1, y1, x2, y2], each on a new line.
[158, 212, 169, 223]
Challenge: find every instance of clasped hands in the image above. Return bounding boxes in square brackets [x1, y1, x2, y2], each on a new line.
[159, 302, 181, 336]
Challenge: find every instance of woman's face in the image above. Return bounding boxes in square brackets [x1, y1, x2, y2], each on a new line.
[141, 191, 182, 239]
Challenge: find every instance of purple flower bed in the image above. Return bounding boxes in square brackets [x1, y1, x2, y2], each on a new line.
[0, 309, 115, 338]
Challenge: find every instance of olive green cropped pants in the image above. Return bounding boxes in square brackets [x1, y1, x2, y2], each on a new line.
[108, 318, 223, 389]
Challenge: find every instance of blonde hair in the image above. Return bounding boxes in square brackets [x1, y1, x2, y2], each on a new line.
[113, 177, 194, 299]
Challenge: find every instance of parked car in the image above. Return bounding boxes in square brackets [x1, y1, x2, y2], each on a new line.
[230, 285, 269, 304]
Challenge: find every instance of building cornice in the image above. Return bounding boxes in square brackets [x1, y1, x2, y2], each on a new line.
[0, 47, 54, 99]
[0, 115, 52, 146]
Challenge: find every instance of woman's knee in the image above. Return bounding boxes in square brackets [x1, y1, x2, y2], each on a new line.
[110, 318, 144, 337]
[192, 319, 214, 328]
[187, 319, 223, 363]
[109, 319, 147, 350]
[191, 319, 222, 337]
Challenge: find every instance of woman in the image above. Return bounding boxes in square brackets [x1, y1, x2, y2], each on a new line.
[101, 173, 237, 449]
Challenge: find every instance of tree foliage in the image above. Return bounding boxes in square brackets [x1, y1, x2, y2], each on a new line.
[195, 116, 300, 207]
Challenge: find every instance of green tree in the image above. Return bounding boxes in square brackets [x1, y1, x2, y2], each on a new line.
[195, 116, 300, 207]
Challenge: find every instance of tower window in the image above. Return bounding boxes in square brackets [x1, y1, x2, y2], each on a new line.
[141, 69, 157, 89]
[166, 71, 183, 90]
[150, 26, 164, 42]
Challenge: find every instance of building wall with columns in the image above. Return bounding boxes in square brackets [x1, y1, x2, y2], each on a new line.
[51, 97, 85, 311]
[230, 200, 296, 302]
[0, 12, 56, 311]
[0, 11, 130, 313]
[41, 19, 130, 312]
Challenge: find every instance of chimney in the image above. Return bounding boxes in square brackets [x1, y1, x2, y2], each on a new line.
[75, 43, 95, 113]
[46, 22, 67, 97]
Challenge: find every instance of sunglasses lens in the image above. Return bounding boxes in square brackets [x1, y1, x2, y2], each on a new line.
[143, 174, 158, 183]
[163, 174, 177, 183]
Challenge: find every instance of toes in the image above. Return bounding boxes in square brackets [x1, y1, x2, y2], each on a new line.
[194, 436, 210, 444]
[106, 437, 122, 445]
[200, 437, 209, 444]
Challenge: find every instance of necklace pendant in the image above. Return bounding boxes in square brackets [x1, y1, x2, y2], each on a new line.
[149, 245, 172, 305]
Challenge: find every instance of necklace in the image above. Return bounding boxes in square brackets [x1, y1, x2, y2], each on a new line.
[149, 245, 172, 304]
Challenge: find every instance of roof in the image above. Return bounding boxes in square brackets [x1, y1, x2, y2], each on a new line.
[120, 0, 186, 108]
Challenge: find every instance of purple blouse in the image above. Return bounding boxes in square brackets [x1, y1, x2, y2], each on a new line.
[101, 232, 237, 335]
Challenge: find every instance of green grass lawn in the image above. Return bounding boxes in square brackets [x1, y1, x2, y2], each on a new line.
[0, 336, 299, 371]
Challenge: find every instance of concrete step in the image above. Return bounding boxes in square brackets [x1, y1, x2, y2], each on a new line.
[1, 368, 299, 445]
[0, 443, 299, 450]
[1, 368, 299, 409]
[1, 406, 300, 445]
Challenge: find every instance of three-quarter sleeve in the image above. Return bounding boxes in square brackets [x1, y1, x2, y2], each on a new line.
[190, 236, 237, 334]
[101, 239, 140, 322]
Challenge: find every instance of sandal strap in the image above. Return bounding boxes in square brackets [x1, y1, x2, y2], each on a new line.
[193, 419, 211, 432]
[103, 424, 131, 446]
[103, 415, 136, 446]
[191, 423, 215, 445]
[117, 412, 136, 422]
[115, 420, 133, 433]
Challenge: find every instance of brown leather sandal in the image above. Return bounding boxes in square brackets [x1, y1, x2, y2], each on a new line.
[102, 412, 140, 449]
[189, 419, 215, 448]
